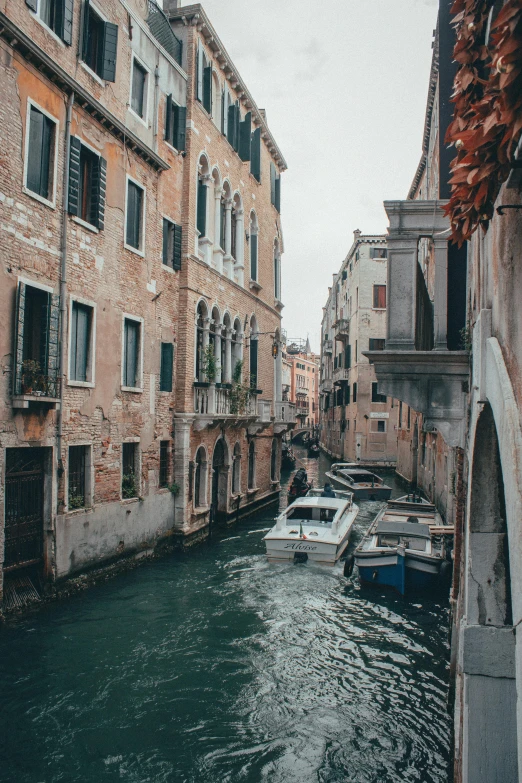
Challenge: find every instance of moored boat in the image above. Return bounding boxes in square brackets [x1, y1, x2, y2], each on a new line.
[352, 498, 452, 594]
[264, 489, 359, 564]
[307, 442, 320, 458]
[325, 464, 392, 500]
[281, 443, 297, 470]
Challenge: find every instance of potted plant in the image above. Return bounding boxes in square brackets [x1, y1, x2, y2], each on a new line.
[21, 359, 41, 394]
[203, 344, 217, 384]
[230, 361, 253, 415]
[122, 469, 138, 499]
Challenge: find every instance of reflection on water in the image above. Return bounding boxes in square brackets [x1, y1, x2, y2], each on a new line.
[0, 447, 451, 783]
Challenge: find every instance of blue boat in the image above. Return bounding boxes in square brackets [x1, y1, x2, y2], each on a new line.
[353, 502, 451, 595]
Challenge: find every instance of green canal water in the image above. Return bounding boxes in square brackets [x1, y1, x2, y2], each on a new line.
[0, 449, 452, 783]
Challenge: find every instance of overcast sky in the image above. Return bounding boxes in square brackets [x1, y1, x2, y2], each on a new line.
[181, 0, 439, 351]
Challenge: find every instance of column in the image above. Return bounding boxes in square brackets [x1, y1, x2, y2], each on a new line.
[199, 175, 213, 265]
[213, 187, 224, 274]
[173, 416, 194, 530]
[214, 324, 222, 383]
[224, 328, 232, 383]
[433, 237, 448, 351]
[202, 317, 210, 366]
[238, 332, 244, 367]
[223, 198, 233, 279]
[384, 235, 419, 351]
[275, 343, 282, 402]
[234, 208, 245, 287]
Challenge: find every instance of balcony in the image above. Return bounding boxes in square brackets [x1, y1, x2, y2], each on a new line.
[321, 378, 333, 394]
[364, 200, 469, 447]
[193, 383, 257, 429]
[12, 372, 61, 410]
[333, 368, 349, 385]
[333, 318, 349, 341]
[323, 339, 333, 354]
[273, 401, 296, 434]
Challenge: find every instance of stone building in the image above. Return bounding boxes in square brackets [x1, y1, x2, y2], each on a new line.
[319, 232, 398, 464]
[0, 0, 292, 600]
[367, 1, 522, 780]
[284, 338, 319, 430]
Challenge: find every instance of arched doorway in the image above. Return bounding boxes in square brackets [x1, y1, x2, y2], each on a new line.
[211, 438, 229, 523]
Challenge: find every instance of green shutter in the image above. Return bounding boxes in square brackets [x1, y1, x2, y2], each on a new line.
[165, 94, 173, 143]
[221, 89, 226, 135]
[71, 302, 90, 382]
[25, 0, 37, 11]
[196, 45, 204, 102]
[270, 162, 276, 206]
[239, 111, 252, 162]
[162, 219, 171, 267]
[250, 234, 258, 281]
[173, 223, 182, 270]
[275, 175, 281, 213]
[203, 65, 212, 113]
[13, 283, 26, 395]
[174, 105, 186, 151]
[101, 21, 118, 82]
[27, 108, 44, 196]
[234, 104, 240, 152]
[90, 155, 106, 230]
[81, 0, 90, 60]
[124, 320, 139, 388]
[68, 135, 81, 216]
[249, 338, 258, 388]
[160, 343, 174, 392]
[227, 103, 236, 148]
[61, 0, 74, 45]
[250, 127, 261, 181]
[197, 179, 207, 237]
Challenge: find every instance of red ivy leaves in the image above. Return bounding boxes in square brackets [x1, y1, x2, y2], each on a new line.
[444, 0, 522, 245]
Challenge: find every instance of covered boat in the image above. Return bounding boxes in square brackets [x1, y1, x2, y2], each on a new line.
[325, 464, 392, 500]
[352, 498, 451, 594]
[264, 489, 359, 564]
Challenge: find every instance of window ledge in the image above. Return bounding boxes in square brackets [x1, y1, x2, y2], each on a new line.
[161, 263, 177, 274]
[121, 497, 140, 504]
[164, 140, 182, 156]
[128, 106, 149, 128]
[68, 379, 95, 389]
[72, 215, 99, 234]
[193, 505, 210, 515]
[79, 60, 105, 87]
[124, 241, 145, 258]
[22, 186, 56, 210]
[12, 394, 60, 409]
[121, 386, 143, 393]
[246, 487, 259, 495]
[249, 279, 262, 293]
[65, 506, 93, 516]
[31, 13, 66, 47]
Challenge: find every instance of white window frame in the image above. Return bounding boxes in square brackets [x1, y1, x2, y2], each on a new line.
[121, 313, 144, 392]
[23, 98, 59, 209]
[124, 174, 147, 257]
[121, 438, 141, 501]
[68, 295, 96, 388]
[129, 53, 150, 127]
[66, 442, 94, 512]
[79, 1, 108, 86]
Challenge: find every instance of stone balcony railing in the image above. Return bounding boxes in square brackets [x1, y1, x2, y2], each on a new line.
[364, 199, 469, 448]
[321, 378, 333, 394]
[194, 383, 257, 419]
[274, 401, 296, 424]
[323, 339, 333, 354]
[333, 318, 349, 341]
[333, 367, 349, 384]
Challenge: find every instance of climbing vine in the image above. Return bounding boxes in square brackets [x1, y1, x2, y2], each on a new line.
[445, 0, 522, 244]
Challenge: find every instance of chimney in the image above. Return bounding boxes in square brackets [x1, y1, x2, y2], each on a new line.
[353, 229, 361, 242]
[163, 0, 181, 13]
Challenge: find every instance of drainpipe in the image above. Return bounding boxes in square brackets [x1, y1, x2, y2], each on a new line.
[153, 63, 160, 152]
[56, 91, 74, 488]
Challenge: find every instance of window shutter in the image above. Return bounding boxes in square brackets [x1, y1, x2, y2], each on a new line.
[234, 103, 240, 152]
[81, 0, 90, 61]
[249, 338, 258, 388]
[238, 111, 252, 162]
[250, 127, 261, 181]
[13, 283, 26, 395]
[270, 162, 276, 206]
[61, 0, 74, 45]
[203, 65, 212, 112]
[173, 224, 182, 270]
[73, 303, 90, 382]
[345, 344, 351, 368]
[90, 155, 106, 230]
[27, 108, 44, 195]
[101, 22, 118, 82]
[25, 0, 38, 11]
[174, 105, 186, 151]
[47, 294, 60, 396]
[227, 103, 236, 148]
[275, 174, 281, 213]
[160, 343, 174, 392]
[250, 234, 258, 281]
[196, 45, 204, 102]
[221, 90, 226, 135]
[124, 321, 139, 388]
[197, 180, 207, 237]
[68, 136, 81, 216]
[165, 94, 173, 143]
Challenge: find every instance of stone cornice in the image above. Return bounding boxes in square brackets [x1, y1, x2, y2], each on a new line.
[408, 20, 439, 200]
[0, 12, 170, 172]
[169, 4, 287, 172]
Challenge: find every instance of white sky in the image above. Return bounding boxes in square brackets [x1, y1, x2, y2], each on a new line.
[181, 0, 439, 351]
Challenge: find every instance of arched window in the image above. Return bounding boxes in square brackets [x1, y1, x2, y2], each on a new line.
[195, 301, 209, 381]
[270, 439, 278, 482]
[232, 442, 241, 494]
[194, 446, 207, 508]
[248, 440, 256, 490]
[249, 211, 259, 282]
[249, 315, 258, 388]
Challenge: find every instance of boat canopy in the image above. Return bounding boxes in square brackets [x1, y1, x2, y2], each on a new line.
[339, 470, 379, 482]
[376, 521, 431, 539]
[287, 506, 336, 524]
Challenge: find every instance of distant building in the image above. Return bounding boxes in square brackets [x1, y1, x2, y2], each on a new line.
[319, 233, 398, 464]
[283, 338, 319, 429]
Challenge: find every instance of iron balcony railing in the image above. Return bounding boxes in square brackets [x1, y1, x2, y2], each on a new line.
[334, 318, 349, 340]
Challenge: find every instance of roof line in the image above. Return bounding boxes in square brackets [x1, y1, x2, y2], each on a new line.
[169, 4, 287, 171]
[408, 19, 439, 200]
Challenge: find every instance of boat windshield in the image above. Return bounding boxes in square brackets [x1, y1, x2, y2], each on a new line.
[286, 507, 336, 525]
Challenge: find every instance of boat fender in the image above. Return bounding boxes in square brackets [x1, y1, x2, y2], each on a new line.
[343, 555, 355, 578]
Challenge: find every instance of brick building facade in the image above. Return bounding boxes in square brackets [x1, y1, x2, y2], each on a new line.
[0, 0, 292, 599]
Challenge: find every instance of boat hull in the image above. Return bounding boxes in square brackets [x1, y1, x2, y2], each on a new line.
[265, 534, 350, 564]
[326, 473, 392, 501]
[356, 551, 443, 594]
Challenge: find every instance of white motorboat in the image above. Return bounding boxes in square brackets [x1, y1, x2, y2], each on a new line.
[325, 464, 392, 501]
[264, 489, 359, 564]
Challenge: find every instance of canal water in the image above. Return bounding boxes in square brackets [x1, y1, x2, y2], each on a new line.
[0, 448, 452, 783]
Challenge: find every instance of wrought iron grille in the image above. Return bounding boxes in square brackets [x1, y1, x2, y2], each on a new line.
[68, 446, 86, 509]
[159, 441, 169, 488]
[146, 1, 183, 66]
